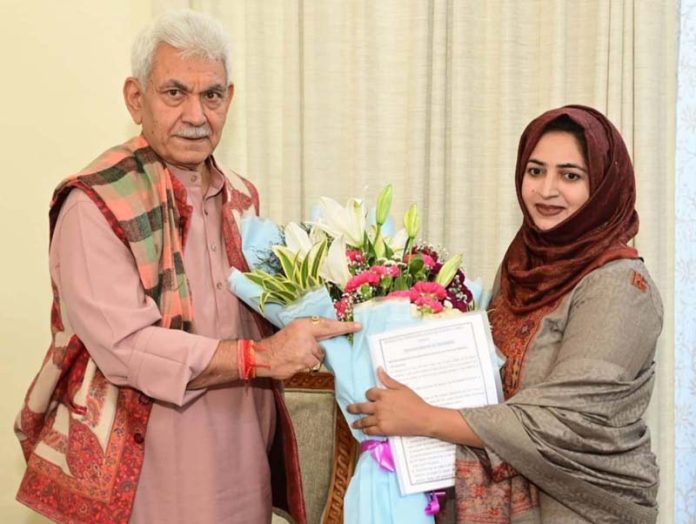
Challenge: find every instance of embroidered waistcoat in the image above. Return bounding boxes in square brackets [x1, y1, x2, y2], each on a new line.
[14, 136, 306, 523]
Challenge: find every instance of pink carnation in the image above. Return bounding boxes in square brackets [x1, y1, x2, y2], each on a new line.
[387, 290, 412, 300]
[346, 250, 366, 263]
[412, 281, 447, 300]
[414, 296, 444, 313]
[371, 265, 400, 278]
[334, 296, 353, 320]
[345, 271, 380, 293]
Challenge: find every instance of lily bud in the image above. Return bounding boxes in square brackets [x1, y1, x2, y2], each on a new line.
[435, 254, 463, 287]
[403, 204, 421, 239]
[375, 185, 393, 226]
[374, 236, 386, 259]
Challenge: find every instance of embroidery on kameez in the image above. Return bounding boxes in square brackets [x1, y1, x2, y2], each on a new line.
[454, 458, 539, 522]
[489, 294, 560, 398]
[630, 270, 648, 292]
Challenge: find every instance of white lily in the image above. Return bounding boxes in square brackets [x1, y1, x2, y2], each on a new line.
[313, 196, 366, 248]
[384, 228, 409, 254]
[283, 222, 313, 258]
[309, 224, 328, 245]
[319, 235, 352, 288]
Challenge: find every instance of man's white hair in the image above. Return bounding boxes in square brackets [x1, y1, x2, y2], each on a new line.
[131, 9, 233, 86]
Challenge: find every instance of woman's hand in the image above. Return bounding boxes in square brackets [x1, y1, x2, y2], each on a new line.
[347, 367, 486, 447]
[347, 368, 435, 437]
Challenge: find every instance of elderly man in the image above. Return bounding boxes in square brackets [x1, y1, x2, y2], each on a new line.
[15, 10, 357, 524]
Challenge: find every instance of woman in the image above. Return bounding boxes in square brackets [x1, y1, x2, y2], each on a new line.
[347, 105, 662, 523]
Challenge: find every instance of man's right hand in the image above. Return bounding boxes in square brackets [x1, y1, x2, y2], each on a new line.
[255, 317, 361, 380]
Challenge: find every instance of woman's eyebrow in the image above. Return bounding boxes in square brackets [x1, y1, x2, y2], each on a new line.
[528, 158, 587, 172]
[558, 162, 588, 172]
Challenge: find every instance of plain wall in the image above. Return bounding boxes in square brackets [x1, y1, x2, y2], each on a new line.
[0, 1, 151, 520]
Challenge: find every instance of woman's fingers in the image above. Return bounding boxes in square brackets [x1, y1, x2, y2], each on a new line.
[347, 401, 375, 415]
[365, 387, 383, 402]
[351, 415, 377, 429]
[350, 415, 389, 436]
[377, 367, 405, 389]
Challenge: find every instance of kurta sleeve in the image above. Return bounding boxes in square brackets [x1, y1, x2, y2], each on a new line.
[460, 260, 663, 519]
[50, 189, 219, 406]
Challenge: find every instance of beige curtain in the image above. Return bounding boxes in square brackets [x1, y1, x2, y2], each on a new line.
[179, 0, 677, 519]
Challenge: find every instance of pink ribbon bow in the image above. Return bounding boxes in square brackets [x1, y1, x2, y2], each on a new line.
[361, 439, 446, 516]
[360, 438, 395, 472]
[425, 491, 446, 516]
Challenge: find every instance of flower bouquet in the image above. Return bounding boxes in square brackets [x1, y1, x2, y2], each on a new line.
[229, 186, 487, 524]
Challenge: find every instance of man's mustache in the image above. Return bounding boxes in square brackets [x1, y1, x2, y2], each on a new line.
[175, 125, 211, 139]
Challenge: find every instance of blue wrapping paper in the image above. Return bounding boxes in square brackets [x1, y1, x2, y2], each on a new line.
[228, 215, 435, 523]
[228, 270, 433, 524]
[228, 215, 503, 523]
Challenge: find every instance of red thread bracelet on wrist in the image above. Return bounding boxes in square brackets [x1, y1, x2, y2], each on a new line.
[237, 339, 253, 380]
[237, 339, 270, 381]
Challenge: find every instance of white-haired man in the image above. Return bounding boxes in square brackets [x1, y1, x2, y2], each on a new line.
[15, 10, 357, 524]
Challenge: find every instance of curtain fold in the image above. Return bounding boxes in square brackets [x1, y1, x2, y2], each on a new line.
[674, 1, 696, 521]
[182, 0, 678, 520]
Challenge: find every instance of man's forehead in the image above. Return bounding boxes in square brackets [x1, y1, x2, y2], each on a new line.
[150, 43, 227, 84]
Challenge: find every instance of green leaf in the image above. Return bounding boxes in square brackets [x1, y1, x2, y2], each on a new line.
[308, 239, 328, 279]
[262, 278, 297, 302]
[408, 258, 424, 275]
[265, 290, 294, 304]
[402, 238, 413, 261]
[259, 290, 270, 312]
[363, 232, 375, 263]
[273, 246, 298, 281]
[380, 275, 393, 295]
[394, 275, 410, 290]
[298, 250, 310, 288]
[245, 272, 269, 287]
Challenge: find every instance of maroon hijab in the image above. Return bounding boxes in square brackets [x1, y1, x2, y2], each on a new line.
[499, 105, 639, 313]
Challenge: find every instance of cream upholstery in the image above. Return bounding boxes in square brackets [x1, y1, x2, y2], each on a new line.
[280, 372, 358, 524]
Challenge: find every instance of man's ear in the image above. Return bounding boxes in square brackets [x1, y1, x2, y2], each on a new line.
[224, 83, 235, 111]
[123, 77, 144, 125]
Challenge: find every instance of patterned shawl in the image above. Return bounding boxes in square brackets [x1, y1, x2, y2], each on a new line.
[447, 107, 655, 524]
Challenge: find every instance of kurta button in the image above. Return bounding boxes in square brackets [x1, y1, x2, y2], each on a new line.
[211, 243, 217, 251]
[138, 393, 151, 404]
[204, 209, 209, 216]
[191, 175, 198, 182]
[134, 432, 144, 444]
[216, 282, 223, 290]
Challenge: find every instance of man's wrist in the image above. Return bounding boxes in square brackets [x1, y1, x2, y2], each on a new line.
[188, 339, 238, 389]
[238, 339, 272, 379]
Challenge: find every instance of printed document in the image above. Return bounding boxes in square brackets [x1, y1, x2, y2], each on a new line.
[368, 311, 503, 495]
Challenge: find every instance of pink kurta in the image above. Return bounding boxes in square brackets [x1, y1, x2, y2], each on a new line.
[50, 164, 276, 523]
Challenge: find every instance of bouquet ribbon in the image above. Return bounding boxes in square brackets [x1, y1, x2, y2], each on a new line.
[360, 439, 445, 516]
[424, 491, 446, 516]
[360, 439, 395, 472]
